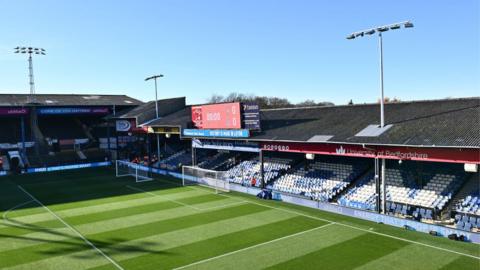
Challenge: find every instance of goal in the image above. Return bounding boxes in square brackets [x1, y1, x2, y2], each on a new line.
[116, 160, 153, 183]
[182, 166, 229, 194]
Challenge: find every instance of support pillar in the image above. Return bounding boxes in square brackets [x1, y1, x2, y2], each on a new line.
[381, 158, 387, 214]
[191, 141, 196, 167]
[20, 116, 26, 157]
[374, 158, 381, 213]
[260, 150, 265, 189]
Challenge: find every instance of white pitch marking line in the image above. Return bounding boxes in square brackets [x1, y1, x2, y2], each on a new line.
[126, 185, 249, 211]
[186, 185, 480, 260]
[125, 185, 203, 210]
[17, 185, 125, 270]
[173, 222, 336, 270]
[198, 200, 248, 211]
[2, 200, 34, 224]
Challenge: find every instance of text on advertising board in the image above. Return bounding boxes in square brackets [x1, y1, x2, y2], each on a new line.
[242, 102, 261, 130]
[183, 129, 249, 138]
[261, 142, 480, 164]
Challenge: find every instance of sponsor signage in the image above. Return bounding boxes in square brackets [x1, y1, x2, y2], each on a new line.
[0, 107, 29, 116]
[261, 141, 480, 164]
[192, 139, 260, 152]
[116, 119, 134, 132]
[183, 129, 249, 138]
[0, 142, 35, 150]
[37, 107, 110, 115]
[242, 102, 261, 130]
[191, 102, 241, 129]
[27, 161, 111, 173]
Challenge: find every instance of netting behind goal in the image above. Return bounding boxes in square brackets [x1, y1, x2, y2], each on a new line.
[182, 166, 229, 193]
[116, 160, 153, 183]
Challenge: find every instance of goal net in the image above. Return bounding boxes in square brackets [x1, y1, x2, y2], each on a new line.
[116, 160, 153, 183]
[182, 166, 229, 194]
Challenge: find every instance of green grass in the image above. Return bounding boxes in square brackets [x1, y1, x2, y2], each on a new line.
[0, 168, 478, 270]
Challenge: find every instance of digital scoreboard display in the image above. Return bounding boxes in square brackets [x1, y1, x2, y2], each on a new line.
[191, 102, 241, 129]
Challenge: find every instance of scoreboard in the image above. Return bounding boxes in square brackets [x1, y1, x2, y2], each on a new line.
[192, 102, 241, 129]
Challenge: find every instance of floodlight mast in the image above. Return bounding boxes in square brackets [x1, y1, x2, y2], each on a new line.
[14, 47, 46, 103]
[346, 21, 414, 215]
[346, 21, 414, 128]
[145, 74, 164, 159]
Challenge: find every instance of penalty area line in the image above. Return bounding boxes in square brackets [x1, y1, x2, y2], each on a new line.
[173, 222, 335, 270]
[17, 185, 125, 270]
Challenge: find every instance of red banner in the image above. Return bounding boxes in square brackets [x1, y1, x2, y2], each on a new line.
[260, 141, 480, 164]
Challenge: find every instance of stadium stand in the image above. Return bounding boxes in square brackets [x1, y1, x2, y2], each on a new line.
[0, 118, 31, 144]
[452, 175, 480, 232]
[197, 152, 236, 170]
[224, 157, 292, 187]
[39, 117, 87, 140]
[273, 157, 370, 201]
[225, 158, 292, 187]
[0, 94, 141, 170]
[156, 150, 192, 170]
[338, 161, 468, 220]
[454, 193, 480, 232]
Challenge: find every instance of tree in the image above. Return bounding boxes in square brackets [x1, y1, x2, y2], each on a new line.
[205, 92, 333, 109]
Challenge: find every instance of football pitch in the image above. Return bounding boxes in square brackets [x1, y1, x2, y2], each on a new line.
[0, 168, 478, 270]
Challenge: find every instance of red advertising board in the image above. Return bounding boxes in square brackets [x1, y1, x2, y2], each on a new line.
[260, 141, 480, 164]
[191, 103, 241, 129]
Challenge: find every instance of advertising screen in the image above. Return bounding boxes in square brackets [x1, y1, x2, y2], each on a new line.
[191, 102, 241, 129]
[241, 102, 261, 130]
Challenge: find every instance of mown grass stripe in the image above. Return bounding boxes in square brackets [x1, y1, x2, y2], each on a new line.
[86, 203, 268, 244]
[353, 244, 463, 270]
[4, 248, 119, 270]
[0, 227, 75, 252]
[183, 225, 364, 270]
[17, 185, 124, 270]
[1, 188, 204, 226]
[9, 209, 294, 270]
[0, 203, 268, 268]
[264, 233, 410, 270]
[0, 194, 231, 246]
[0, 216, 65, 238]
[47, 185, 188, 212]
[438, 256, 480, 270]
[196, 185, 480, 259]
[0, 228, 88, 268]
[74, 200, 239, 235]
[62, 194, 228, 226]
[174, 223, 336, 270]
[0, 194, 227, 236]
[107, 215, 327, 270]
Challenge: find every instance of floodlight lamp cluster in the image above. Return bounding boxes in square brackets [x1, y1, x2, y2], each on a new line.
[14, 47, 46, 55]
[346, 21, 413, 40]
[145, 74, 164, 81]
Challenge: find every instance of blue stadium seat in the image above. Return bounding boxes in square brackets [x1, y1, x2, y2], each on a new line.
[425, 209, 433, 220]
[456, 221, 464, 230]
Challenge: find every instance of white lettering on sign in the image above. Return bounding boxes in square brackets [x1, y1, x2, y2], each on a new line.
[263, 144, 290, 151]
[206, 112, 221, 121]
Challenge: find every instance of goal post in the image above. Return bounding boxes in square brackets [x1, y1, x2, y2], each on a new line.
[116, 160, 153, 183]
[182, 165, 229, 194]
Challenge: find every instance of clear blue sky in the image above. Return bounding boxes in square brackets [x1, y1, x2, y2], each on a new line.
[1, 0, 478, 105]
